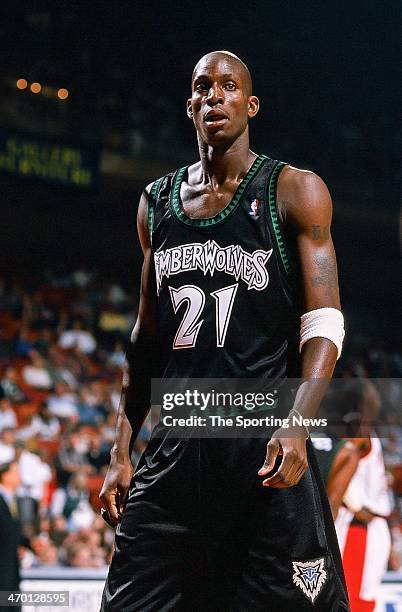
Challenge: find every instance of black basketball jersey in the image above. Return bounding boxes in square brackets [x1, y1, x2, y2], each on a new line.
[148, 154, 301, 382]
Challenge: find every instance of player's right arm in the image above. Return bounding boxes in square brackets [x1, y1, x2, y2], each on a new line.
[99, 183, 158, 526]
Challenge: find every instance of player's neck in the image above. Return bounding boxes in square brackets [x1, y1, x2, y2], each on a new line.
[197, 132, 256, 187]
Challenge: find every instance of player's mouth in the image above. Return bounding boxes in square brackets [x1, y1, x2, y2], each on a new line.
[204, 109, 228, 128]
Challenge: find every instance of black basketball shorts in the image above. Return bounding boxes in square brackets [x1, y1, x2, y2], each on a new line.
[100, 426, 350, 611]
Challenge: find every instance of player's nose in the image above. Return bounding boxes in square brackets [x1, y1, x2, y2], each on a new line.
[206, 83, 224, 105]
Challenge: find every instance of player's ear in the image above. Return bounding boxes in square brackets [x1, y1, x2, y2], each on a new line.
[248, 95, 260, 119]
[186, 99, 193, 119]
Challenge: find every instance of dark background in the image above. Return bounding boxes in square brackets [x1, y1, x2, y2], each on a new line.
[1, 0, 401, 345]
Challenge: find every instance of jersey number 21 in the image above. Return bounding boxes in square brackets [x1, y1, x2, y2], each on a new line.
[169, 283, 238, 349]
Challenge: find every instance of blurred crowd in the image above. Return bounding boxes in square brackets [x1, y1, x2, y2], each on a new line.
[0, 269, 401, 569]
[0, 269, 150, 569]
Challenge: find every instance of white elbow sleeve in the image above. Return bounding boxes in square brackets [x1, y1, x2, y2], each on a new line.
[300, 307, 345, 360]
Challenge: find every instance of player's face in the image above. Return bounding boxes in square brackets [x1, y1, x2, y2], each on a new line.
[187, 55, 259, 146]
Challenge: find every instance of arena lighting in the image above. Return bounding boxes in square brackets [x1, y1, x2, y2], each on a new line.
[57, 88, 69, 100]
[16, 78, 28, 90]
[30, 82, 42, 94]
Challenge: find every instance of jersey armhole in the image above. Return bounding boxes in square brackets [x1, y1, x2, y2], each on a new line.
[147, 177, 163, 245]
[267, 161, 293, 276]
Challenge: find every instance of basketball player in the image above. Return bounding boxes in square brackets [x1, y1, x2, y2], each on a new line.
[99, 51, 349, 611]
[319, 380, 391, 612]
[312, 379, 372, 520]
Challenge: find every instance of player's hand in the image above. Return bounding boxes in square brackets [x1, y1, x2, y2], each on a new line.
[99, 459, 134, 527]
[258, 429, 308, 488]
[354, 508, 375, 524]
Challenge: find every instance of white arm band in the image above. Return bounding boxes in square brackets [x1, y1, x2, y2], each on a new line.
[299, 307, 345, 360]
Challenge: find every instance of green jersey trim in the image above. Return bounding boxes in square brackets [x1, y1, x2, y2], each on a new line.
[267, 161, 292, 276]
[170, 154, 268, 228]
[148, 177, 163, 241]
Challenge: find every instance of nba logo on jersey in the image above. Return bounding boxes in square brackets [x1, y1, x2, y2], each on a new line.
[292, 557, 327, 603]
[248, 198, 261, 217]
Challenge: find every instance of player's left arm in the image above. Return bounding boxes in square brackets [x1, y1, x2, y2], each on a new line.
[259, 167, 342, 488]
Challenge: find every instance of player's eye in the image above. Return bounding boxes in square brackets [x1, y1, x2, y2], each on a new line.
[195, 82, 208, 92]
[224, 82, 236, 90]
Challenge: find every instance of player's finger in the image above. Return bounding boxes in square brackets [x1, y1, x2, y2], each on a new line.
[293, 459, 308, 484]
[263, 449, 301, 487]
[116, 484, 130, 512]
[116, 483, 131, 515]
[258, 438, 280, 475]
[100, 508, 117, 528]
[116, 489, 125, 516]
[100, 490, 120, 524]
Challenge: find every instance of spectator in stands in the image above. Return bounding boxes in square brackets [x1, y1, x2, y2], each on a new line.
[69, 287, 95, 321]
[99, 412, 118, 447]
[0, 398, 17, 431]
[18, 545, 36, 570]
[30, 535, 60, 566]
[33, 328, 54, 357]
[106, 381, 121, 414]
[54, 431, 91, 487]
[77, 381, 107, 424]
[0, 461, 22, 607]
[47, 347, 78, 389]
[17, 401, 60, 441]
[63, 529, 107, 568]
[49, 515, 69, 547]
[0, 366, 26, 403]
[107, 340, 125, 369]
[383, 434, 402, 468]
[77, 393, 102, 424]
[51, 472, 95, 531]
[0, 428, 16, 463]
[15, 327, 35, 358]
[58, 318, 97, 354]
[15, 441, 52, 536]
[65, 542, 94, 567]
[47, 382, 79, 420]
[85, 432, 110, 473]
[22, 350, 53, 389]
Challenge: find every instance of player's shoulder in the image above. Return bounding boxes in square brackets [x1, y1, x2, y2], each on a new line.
[279, 164, 330, 201]
[143, 165, 184, 199]
[138, 168, 182, 227]
[276, 163, 332, 227]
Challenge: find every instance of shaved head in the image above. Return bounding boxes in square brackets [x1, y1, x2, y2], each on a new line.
[192, 50, 253, 96]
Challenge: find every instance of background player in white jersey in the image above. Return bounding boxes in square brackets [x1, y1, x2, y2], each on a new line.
[314, 379, 392, 612]
[338, 382, 391, 612]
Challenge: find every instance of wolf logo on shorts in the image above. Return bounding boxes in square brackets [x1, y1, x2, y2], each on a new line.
[292, 557, 328, 604]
